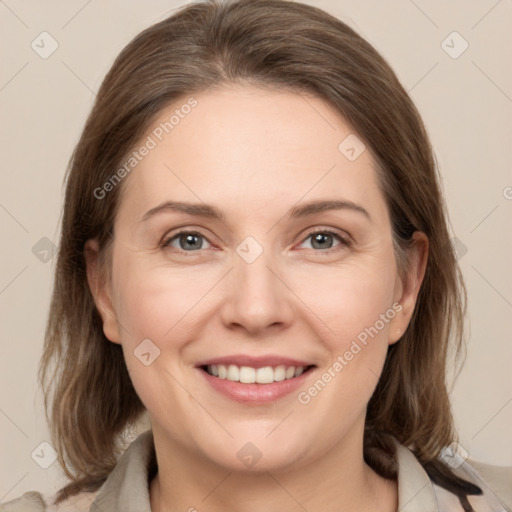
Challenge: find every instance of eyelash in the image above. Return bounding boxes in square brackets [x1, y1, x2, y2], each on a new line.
[160, 228, 352, 254]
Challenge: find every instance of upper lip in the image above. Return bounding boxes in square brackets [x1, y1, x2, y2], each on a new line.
[195, 355, 315, 369]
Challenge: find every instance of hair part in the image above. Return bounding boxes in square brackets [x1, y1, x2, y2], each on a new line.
[38, 0, 478, 506]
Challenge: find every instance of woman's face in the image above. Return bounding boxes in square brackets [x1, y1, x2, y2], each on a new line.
[88, 84, 425, 472]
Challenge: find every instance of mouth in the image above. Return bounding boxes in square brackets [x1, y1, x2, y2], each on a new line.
[195, 357, 317, 404]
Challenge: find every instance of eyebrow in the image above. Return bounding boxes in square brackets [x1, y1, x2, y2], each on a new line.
[139, 199, 371, 223]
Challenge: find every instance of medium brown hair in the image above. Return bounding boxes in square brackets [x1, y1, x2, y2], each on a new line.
[39, 0, 481, 506]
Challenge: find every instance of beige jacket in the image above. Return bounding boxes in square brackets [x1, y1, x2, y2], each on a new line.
[1, 430, 511, 511]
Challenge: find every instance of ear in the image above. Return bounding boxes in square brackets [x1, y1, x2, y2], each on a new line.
[388, 231, 429, 345]
[84, 238, 121, 344]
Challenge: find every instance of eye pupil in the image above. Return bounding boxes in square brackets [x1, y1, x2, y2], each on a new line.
[180, 233, 202, 250]
[311, 233, 333, 250]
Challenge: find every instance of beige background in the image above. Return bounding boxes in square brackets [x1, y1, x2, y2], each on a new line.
[1, 0, 511, 503]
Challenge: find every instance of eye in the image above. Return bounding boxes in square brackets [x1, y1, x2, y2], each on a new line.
[160, 228, 351, 254]
[161, 231, 212, 252]
[298, 229, 351, 251]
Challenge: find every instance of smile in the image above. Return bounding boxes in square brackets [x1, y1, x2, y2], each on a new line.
[196, 356, 317, 404]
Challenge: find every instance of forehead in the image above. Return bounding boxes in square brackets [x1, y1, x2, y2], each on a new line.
[117, 84, 385, 223]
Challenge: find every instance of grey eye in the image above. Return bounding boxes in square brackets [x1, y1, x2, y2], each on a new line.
[164, 231, 212, 251]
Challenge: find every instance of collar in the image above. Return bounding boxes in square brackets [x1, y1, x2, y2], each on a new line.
[89, 429, 479, 512]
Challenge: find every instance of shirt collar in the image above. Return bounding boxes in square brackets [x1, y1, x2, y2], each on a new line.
[90, 429, 442, 512]
[394, 441, 439, 512]
[90, 429, 156, 512]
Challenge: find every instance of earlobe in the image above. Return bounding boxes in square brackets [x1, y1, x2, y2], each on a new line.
[388, 232, 429, 345]
[84, 239, 121, 344]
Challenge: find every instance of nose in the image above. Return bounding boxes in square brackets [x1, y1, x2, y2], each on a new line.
[219, 246, 295, 336]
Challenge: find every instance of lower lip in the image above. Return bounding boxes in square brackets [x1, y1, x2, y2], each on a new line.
[198, 367, 314, 404]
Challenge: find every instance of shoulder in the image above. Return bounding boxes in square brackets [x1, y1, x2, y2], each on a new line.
[0, 490, 100, 512]
[393, 439, 512, 511]
[0, 492, 46, 511]
[467, 459, 512, 510]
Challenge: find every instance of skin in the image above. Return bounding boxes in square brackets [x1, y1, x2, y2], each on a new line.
[85, 83, 428, 512]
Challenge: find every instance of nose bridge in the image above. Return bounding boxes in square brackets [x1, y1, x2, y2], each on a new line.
[220, 235, 292, 333]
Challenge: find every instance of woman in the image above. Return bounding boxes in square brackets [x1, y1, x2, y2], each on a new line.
[2, 0, 510, 511]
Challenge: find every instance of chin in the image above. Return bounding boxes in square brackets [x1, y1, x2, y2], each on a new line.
[190, 429, 313, 474]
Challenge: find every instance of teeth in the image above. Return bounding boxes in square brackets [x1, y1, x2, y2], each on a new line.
[274, 365, 286, 381]
[206, 364, 308, 384]
[227, 364, 239, 381]
[255, 366, 274, 384]
[239, 366, 256, 383]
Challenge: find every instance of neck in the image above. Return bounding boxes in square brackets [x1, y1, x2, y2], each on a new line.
[149, 423, 398, 512]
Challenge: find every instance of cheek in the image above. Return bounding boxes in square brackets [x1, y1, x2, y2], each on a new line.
[294, 267, 397, 434]
[290, 253, 397, 413]
[111, 264, 197, 417]
[116, 279, 173, 345]
[112, 258, 217, 345]
[291, 255, 397, 346]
